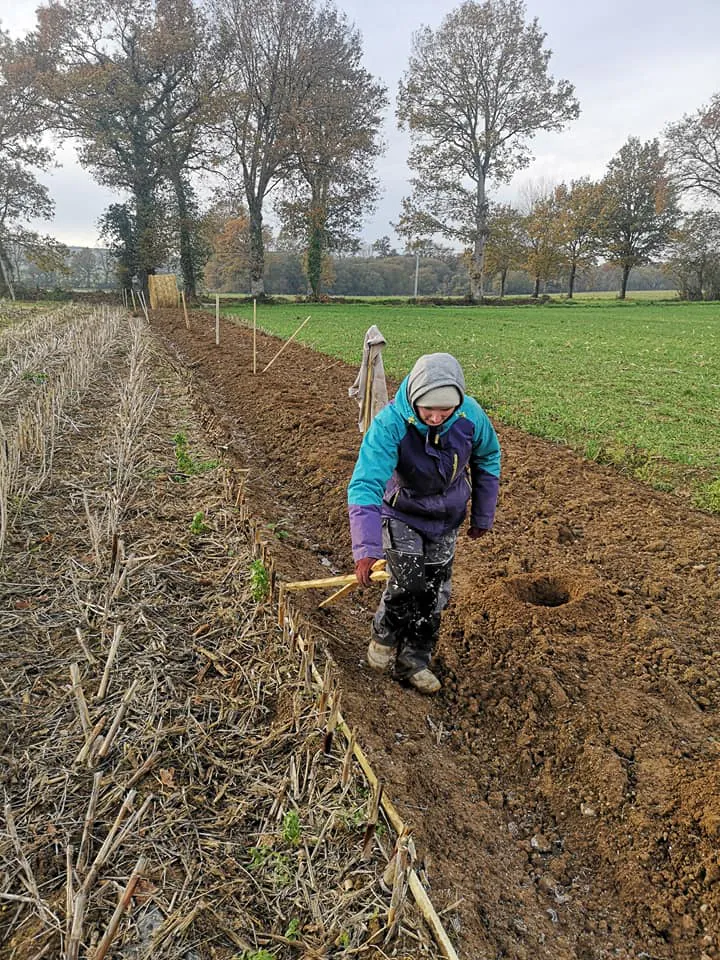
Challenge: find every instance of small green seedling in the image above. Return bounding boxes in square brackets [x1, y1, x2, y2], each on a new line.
[265, 520, 290, 541]
[284, 918, 300, 941]
[189, 511, 209, 535]
[172, 431, 218, 480]
[282, 810, 301, 845]
[22, 370, 48, 385]
[249, 559, 269, 601]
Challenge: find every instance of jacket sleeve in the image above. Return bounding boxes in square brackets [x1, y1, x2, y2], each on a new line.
[347, 406, 404, 561]
[466, 399, 501, 530]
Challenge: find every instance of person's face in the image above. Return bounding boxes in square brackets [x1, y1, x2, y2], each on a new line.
[417, 405, 456, 426]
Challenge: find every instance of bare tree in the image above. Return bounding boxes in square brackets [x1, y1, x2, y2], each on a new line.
[553, 179, 604, 298]
[599, 137, 679, 299]
[276, 5, 387, 300]
[665, 94, 720, 203]
[483, 203, 526, 297]
[396, 0, 579, 301]
[34, 0, 218, 297]
[0, 30, 55, 298]
[665, 210, 720, 301]
[212, 0, 319, 297]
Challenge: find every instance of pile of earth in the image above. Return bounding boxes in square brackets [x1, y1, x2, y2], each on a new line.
[152, 307, 720, 960]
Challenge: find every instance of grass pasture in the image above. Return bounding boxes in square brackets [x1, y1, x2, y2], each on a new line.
[223, 298, 720, 509]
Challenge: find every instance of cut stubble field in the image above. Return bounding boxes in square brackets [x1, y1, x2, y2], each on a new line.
[0, 305, 439, 960]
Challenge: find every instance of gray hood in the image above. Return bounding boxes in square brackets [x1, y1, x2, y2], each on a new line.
[406, 353, 465, 409]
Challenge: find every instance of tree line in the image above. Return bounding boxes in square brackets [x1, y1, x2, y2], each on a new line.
[1, 0, 720, 302]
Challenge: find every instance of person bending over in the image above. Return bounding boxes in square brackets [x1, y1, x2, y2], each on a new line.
[348, 352, 501, 694]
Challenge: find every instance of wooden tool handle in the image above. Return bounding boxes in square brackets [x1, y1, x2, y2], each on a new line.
[286, 558, 387, 591]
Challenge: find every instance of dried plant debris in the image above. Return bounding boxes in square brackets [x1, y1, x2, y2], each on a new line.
[0, 305, 441, 960]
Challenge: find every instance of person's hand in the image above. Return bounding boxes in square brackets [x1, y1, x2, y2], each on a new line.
[467, 526, 488, 540]
[355, 557, 381, 587]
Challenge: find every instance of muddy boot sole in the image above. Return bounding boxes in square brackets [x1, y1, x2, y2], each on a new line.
[409, 668, 441, 694]
[367, 639, 395, 672]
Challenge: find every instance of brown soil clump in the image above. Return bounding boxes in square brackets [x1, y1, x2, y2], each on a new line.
[153, 308, 720, 960]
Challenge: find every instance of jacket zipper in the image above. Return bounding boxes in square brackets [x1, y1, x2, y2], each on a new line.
[450, 454, 458, 482]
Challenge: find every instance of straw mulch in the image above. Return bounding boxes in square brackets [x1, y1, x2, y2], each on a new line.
[0, 306, 441, 960]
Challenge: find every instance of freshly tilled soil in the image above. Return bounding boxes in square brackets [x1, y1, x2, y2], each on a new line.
[153, 308, 720, 960]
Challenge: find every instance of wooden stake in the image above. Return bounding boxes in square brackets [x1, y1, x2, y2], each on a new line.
[130, 289, 136, 312]
[362, 357, 374, 432]
[253, 298, 257, 374]
[261, 315, 310, 373]
[361, 780, 383, 859]
[180, 290, 189, 329]
[285, 569, 388, 591]
[318, 581, 357, 608]
[138, 290, 149, 322]
[215, 293, 220, 346]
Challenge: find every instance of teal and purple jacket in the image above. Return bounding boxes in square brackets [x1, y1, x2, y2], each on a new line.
[348, 357, 501, 562]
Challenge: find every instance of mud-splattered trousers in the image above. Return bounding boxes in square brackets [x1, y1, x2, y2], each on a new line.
[372, 518, 457, 678]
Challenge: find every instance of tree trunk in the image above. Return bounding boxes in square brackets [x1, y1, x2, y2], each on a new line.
[0, 243, 16, 300]
[568, 261, 577, 298]
[248, 200, 265, 298]
[470, 177, 489, 302]
[619, 263, 631, 299]
[533, 276, 540, 298]
[500, 268, 507, 298]
[134, 187, 157, 302]
[306, 205, 324, 300]
[173, 176, 197, 302]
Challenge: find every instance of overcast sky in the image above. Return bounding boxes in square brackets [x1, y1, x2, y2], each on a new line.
[3, 0, 720, 248]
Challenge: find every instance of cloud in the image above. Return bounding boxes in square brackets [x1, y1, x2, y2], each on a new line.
[29, 147, 119, 247]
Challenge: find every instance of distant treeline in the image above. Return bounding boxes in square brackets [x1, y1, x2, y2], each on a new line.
[10, 245, 675, 298]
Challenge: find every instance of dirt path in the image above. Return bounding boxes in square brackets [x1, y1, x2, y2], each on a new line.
[153, 308, 720, 960]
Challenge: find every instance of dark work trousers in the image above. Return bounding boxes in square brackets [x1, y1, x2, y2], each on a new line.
[372, 517, 457, 678]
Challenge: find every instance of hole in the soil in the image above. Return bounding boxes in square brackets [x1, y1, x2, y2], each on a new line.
[512, 576, 570, 607]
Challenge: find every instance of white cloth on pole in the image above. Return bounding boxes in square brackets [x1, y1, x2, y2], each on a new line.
[348, 325, 389, 432]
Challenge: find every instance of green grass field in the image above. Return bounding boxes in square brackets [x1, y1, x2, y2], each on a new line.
[222, 298, 720, 509]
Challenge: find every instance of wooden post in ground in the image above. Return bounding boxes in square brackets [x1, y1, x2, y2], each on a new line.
[261, 315, 310, 373]
[138, 290, 149, 322]
[130, 289, 136, 312]
[253, 298, 257, 374]
[180, 290, 189, 329]
[362, 359, 374, 432]
[215, 293, 220, 346]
